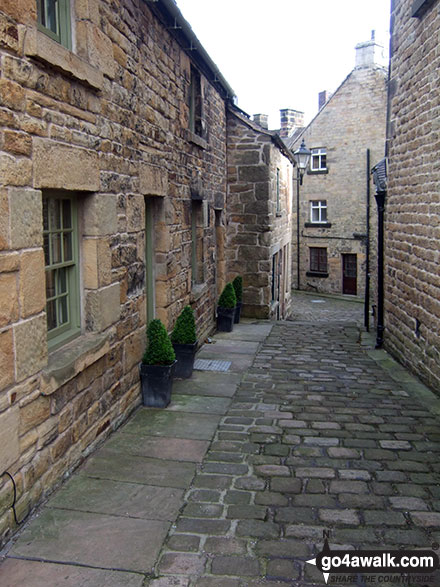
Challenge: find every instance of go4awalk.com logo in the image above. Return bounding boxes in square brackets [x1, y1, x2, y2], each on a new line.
[306, 538, 439, 584]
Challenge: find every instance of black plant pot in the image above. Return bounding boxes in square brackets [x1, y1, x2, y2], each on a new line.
[173, 341, 198, 378]
[217, 306, 235, 332]
[139, 361, 176, 408]
[234, 302, 242, 324]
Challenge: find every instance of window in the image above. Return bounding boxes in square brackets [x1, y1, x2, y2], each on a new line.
[43, 194, 80, 349]
[189, 67, 203, 137]
[191, 201, 204, 285]
[309, 247, 328, 274]
[310, 148, 327, 171]
[276, 168, 281, 213]
[310, 200, 327, 223]
[37, 0, 72, 49]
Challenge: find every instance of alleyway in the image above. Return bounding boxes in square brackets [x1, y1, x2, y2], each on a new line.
[1, 293, 440, 586]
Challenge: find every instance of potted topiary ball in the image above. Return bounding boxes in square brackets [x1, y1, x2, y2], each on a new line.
[171, 305, 198, 378]
[232, 275, 243, 324]
[217, 282, 237, 332]
[140, 319, 176, 408]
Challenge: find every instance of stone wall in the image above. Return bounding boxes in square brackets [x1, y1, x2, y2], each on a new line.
[385, 0, 440, 393]
[0, 0, 228, 546]
[291, 62, 387, 301]
[226, 109, 293, 319]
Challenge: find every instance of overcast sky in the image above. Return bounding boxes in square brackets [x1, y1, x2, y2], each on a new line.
[175, 0, 391, 128]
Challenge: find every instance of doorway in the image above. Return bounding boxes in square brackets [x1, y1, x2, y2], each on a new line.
[342, 254, 357, 295]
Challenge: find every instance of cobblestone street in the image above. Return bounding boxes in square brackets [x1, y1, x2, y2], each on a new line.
[1, 294, 439, 586]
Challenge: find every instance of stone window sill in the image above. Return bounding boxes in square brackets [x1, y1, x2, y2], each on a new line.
[191, 282, 208, 302]
[307, 169, 329, 175]
[24, 27, 104, 91]
[185, 130, 208, 150]
[306, 271, 329, 278]
[304, 222, 332, 228]
[41, 332, 109, 396]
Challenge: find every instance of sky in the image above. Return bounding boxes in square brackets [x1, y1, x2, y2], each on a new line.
[175, 0, 391, 129]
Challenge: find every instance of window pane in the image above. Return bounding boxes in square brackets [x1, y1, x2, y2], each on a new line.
[51, 233, 61, 264]
[48, 198, 61, 230]
[43, 234, 50, 265]
[311, 207, 319, 222]
[321, 207, 327, 222]
[44, 0, 59, 34]
[62, 199, 72, 228]
[59, 295, 68, 325]
[46, 299, 57, 331]
[63, 232, 72, 261]
[46, 270, 55, 299]
[57, 267, 67, 294]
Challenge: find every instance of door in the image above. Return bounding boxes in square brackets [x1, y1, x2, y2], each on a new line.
[342, 254, 357, 295]
[145, 199, 155, 323]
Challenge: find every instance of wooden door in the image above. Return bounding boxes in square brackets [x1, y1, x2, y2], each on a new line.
[342, 254, 357, 295]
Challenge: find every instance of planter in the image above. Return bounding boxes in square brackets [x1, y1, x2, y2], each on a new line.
[217, 306, 235, 332]
[234, 302, 242, 324]
[139, 361, 176, 408]
[173, 341, 198, 378]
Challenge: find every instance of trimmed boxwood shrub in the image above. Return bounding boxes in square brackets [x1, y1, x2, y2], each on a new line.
[142, 319, 176, 365]
[171, 306, 197, 345]
[232, 276, 243, 303]
[218, 283, 237, 309]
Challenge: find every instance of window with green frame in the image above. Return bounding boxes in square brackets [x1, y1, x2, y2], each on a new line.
[37, 0, 72, 50]
[43, 194, 80, 349]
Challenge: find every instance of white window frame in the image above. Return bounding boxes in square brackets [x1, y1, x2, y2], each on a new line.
[310, 148, 327, 171]
[310, 200, 328, 223]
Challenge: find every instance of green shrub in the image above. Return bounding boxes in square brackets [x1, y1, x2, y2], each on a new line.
[218, 283, 237, 309]
[171, 306, 197, 344]
[232, 276, 243, 303]
[142, 319, 176, 365]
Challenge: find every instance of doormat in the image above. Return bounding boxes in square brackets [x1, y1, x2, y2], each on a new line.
[194, 359, 231, 372]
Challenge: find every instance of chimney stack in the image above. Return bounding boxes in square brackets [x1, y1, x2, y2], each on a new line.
[355, 31, 385, 68]
[318, 91, 329, 110]
[253, 114, 268, 129]
[279, 108, 304, 138]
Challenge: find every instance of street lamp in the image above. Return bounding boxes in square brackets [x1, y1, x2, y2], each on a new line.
[293, 139, 311, 289]
[371, 157, 387, 349]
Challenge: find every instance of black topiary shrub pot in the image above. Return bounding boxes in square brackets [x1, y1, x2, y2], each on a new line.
[234, 302, 242, 324]
[217, 307, 235, 332]
[173, 341, 198, 378]
[139, 361, 176, 408]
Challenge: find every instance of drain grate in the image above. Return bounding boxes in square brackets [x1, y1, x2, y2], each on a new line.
[194, 359, 231, 372]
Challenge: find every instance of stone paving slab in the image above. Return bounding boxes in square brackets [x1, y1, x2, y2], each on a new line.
[194, 350, 256, 373]
[122, 410, 222, 440]
[9, 508, 169, 573]
[80, 450, 196, 488]
[104, 433, 209, 462]
[166, 394, 231, 414]
[0, 558, 145, 587]
[173, 371, 242, 397]
[47, 476, 184, 521]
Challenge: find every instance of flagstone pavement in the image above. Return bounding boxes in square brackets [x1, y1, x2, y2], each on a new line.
[1, 292, 440, 586]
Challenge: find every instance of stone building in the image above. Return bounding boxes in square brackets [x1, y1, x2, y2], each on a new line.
[0, 0, 234, 546]
[384, 0, 440, 393]
[226, 106, 294, 319]
[290, 37, 388, 299]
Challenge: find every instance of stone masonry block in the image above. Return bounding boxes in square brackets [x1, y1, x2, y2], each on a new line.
[33, 138, 100, 192]
[0, 407, 19, 474]
[83, 194, 118, 236]
[19, 249, 45, 318]
[14, 314, 48, 382]
[9, 188, 43, 249]
[0, 271, 18, 327]
[139, 164, 168, 196]
[83, 237, 112, 289]
[76, 21, 115, 79]
[85, 282, 120, 331]
[0, 328, 15, 389]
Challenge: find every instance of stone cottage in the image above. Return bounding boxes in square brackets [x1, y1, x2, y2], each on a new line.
[290, 37, 388, 299]
[0, 0, 234, 546]
[226, 106, 295, 319]
[384, 0, 440, 393]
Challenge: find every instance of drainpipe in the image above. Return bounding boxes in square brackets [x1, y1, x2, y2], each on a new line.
[364, 149, 371, 332]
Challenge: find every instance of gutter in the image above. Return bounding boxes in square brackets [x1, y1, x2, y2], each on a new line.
[144, 0, 236, 102]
